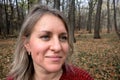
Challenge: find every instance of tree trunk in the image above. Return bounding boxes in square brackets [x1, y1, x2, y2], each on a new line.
[9, 0, 14, 35]
[61, 0, 64, 12]
[87, 0, 93, 33]
[3, 0, 10, 35]
[113, 0, 120, 39]
[54, 0, 60, 10]
[68, 0, 76, 42]
[15, 0, 21, 31]
[94, 0, 103, 39]
[107, 0, 110, 33]
[0, 4, 3, 35]
[28, 0, 30, 11]
[76, 0, 81, 31]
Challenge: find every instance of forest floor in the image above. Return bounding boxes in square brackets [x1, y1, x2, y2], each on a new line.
[0, 31, 120, 80]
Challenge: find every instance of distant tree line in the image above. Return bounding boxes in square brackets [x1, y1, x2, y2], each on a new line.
[0, 0, 120, 40]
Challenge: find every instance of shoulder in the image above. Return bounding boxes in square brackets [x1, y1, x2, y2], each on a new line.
[60, 64, 94, 80]
[72, 65, 93, 80]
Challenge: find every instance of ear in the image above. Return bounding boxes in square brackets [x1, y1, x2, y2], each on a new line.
[23, 37, 31, 52]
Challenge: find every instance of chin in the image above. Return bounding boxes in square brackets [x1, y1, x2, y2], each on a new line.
[46, 64, 62, 72]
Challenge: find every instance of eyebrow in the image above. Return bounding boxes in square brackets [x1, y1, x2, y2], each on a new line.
[40, 31, 51, 34]
[60, 33, 68, 35]
[39, 30, 68, 35]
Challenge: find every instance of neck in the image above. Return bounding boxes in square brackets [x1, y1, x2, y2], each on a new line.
[34, 69, 63, 80]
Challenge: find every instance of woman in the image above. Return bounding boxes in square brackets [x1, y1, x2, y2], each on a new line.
[7, 4, 94, 80]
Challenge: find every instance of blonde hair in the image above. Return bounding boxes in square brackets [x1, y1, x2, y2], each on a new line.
[8, 4, 71, 80]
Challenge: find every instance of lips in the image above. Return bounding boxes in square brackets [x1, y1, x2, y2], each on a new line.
[45, 56, 62, 61]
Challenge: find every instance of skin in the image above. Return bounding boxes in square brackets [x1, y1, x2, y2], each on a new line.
[25, 14, 69, 80]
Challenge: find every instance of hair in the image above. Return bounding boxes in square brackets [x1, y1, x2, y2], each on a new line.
[8, 4, 72, 80]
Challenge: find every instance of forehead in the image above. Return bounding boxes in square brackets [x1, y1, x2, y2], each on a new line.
[33, 14, 67, 32]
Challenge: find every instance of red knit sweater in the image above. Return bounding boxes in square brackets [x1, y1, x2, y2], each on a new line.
[7, 64, 94, 80]
[60, 64, 94, 80]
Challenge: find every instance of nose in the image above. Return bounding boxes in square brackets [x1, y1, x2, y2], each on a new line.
[50, 37, 62, 52]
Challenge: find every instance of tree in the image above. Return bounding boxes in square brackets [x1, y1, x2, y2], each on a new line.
[87, 0, 94, 33]
[107, 0, 110, 33]
[9, 0, 14, 34]
[68, 0, 76, 42]
[54, 0, 60, 10]
[61, 0, 64, 12]
[113, 0, 120, 39]
[76, 0, 82, 31]
[94, 0, 103, 39]
[0, 3, 3, 35]
[15, 0, 21, 31]
[87, 0, 97, 33]
[3, 0, 10, 36]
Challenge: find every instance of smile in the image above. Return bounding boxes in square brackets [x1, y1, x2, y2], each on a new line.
[45, 56, 62, 61]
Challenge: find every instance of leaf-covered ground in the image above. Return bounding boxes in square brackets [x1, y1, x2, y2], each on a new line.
[0, 38, 15, 80]
[0, 32, 120, 80]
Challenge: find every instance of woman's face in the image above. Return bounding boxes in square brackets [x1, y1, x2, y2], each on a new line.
[25, 14, 69, 73]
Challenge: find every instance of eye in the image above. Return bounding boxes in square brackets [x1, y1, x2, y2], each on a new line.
[40, 35, 50, 41]
[59, 35, 68, 42]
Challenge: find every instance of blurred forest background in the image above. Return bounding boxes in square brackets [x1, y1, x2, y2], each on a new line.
[0, 0, 120, 80]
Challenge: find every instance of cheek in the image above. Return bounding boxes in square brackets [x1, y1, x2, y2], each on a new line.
[63, 44, 69, 54]
[29, 41, 45, 56]
[30, 42, 47, 63]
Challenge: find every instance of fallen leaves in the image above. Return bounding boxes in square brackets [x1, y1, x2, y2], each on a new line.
[70, 32, 120, 80]
[0, 32, 120, 80]
[0, 38, 15, 80]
